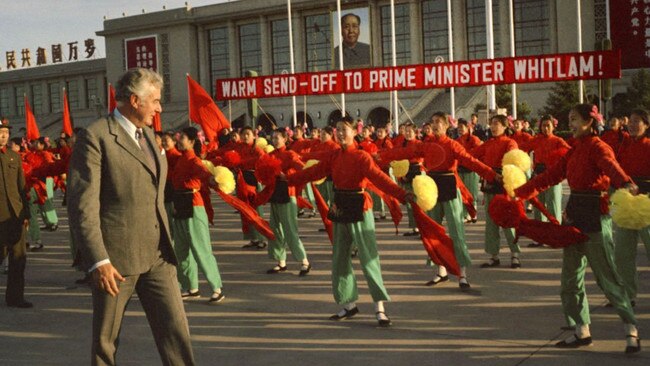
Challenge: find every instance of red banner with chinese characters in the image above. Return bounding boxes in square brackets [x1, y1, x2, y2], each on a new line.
[125, 36, 158, 71]
[610, 0, 650, 70]
[215, 50, 621, 100]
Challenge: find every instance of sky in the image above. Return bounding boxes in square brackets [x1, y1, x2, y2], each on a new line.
[0, 0, 230, 64]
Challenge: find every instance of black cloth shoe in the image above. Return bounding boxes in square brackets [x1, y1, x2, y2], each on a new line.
[376, 311, 392, 327]
[425, 275, 449, 286]
[329, 306, 359, 320]
[528, 242, 544, 248]
[266, 265, 288, 274]
[403, 229, 419, 237]
[351, 248, 358, 258]
[555, 335, 592, 348]
[181, 290, 201, 300]
[46, 224, 58, 232]
[7, 301, 33, 309]
[480, 258, 500, 268]
[625, 335, 641, 354]
[511, 257, 521, 269]
[242, 241, 258, 249]
[459, 278, 471, 290]
[208, 292, 225, 303]
[256, 241, 267, 249]
[299, 264, 312, 276]
[30, 243, 44, 252]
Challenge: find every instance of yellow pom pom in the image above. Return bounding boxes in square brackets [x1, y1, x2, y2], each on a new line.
[502, 149, 532, 172]
[264, 145, 275, 153]
[502, 164, 527, 198]
[304, 159, 326, 185]
[610, 189, 650, 230]
[201, 160, 216, 175]
[213, 166, 236, 194]
[255, 137, 268, 149]
[412, 175, 438, 211]
[390, 159, 410, 178]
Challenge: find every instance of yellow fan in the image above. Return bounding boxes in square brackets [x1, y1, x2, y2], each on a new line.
[264, 145, 275, 153]
[213, 166, 236, 194]
[255, 137, 268, 149]
[304, 159, 326, 185]
[502, 164, 527, 198]
[610, 189, 650, 230]
[502, 149, 532, 172]
[412, 175, 438, 211]
[390, 159, 410, 178]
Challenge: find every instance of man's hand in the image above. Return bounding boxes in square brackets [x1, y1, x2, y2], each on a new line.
[625, 182, 639, 195]
[92, 263, 125, 297]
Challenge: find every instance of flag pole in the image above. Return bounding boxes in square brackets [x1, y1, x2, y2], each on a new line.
[446, 0, 455, 119]
[576, 0, 584, 103]
[186, 73, 192, 126]
[336, 0, 346, 117]
[287, 0, 298, 128]
[390, 0, 399, 129]
[509, 0, 517, 118]
[107, 83, 111, 114]
[486, 0, 496, 111]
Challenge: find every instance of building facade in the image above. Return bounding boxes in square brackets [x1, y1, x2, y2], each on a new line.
[0, 0, 635, 135]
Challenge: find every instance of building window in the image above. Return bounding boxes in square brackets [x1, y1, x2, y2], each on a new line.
[31, 85, 43, 114]
[381, 4, 411, 66]
[85, 78, 98, 109]
[209, 27, 230, 95]
[49, 83, 61, 113]
[0, 88, 9, 116]
[305, 14, 331, 72]
[466, 0, 500, 60]
[514, 0, 550, 56]
[422, 0, 449, 63]
[239, 23, 262, 76]
[594, 0, 607, 44]
[271, 19, 291, 74]
[15, 86, 25, 117]
[66, 80, 79, 110]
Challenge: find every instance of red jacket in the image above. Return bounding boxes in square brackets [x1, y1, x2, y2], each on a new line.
[171, 149, 213, 206]
[470, 135, 517, 169]
[519, 134, 570, 168]
[270, 146, 304, 197]
[617, 135, 650, 178]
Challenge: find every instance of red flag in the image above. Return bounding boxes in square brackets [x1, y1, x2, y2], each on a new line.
[152, 112, 162, 132]
[411, 203, 461, 276]
[311, 182, 333, 243]
[24, 95, 40, 141]
[62, 88, 73, 136]
[108, 83, 117, 114]
[215, 188, 275, 240]
[187, 74, 231, 144]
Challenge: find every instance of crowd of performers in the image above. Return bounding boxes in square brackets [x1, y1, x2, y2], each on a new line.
[4, 103, 648, 354]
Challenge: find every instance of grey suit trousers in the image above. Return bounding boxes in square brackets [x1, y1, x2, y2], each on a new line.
[91, 256, 195, 366]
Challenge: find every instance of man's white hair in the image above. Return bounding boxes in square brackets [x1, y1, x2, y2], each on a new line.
[114, 68, 163, 105]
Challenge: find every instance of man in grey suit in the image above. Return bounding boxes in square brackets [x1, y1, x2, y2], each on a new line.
[67, 68, 195, 365]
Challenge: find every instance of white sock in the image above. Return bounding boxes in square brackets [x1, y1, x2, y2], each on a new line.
[460, 267, 467, 278]
[279, 260, 286, 267]
[302, 258, 309, 266]
[512, 252, 519, 259]
[437, 266, 448, 277]
[576, 324, 591, 339]
[343, 302, 356, 311]
[459, 277, 469, 285]
[374, 301, 385, 313]
[213, 288, 222, 295]
[624, 323, 638, 337]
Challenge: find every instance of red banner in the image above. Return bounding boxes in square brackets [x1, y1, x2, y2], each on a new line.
[610, 0, 650, 70]
[215, 50, 621, 100]
[125, 36, 158, 71]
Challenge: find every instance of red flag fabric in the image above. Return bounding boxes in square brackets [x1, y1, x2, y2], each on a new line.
[411, 203, 461, 276]
[187, 75, 231, 144]
[296, 195, 314, 210]
[310, 182, 333, 243]
[200, 186, 214, 225]
[236, 170, 258, 235]
[366, 182, 402, 234]
[455, 173, 477, 219]
[24, 95, 40, 141]
[215, 188, 275, 240]
[108, 84, 117, 114]
[152, 112, 162, 132]
[62, 89, 73, 136]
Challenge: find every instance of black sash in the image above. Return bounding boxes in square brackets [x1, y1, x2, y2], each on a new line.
[328, 189, 365, 223]
[457, 166, 472, 174]
[172, 189, 195, 219]
[242, 170, 258, 187]
[403, 163, 422, 184]
[481, 168, 504, 194]
[533, 163, 546, 175]
[633, 176, 650, 195]
[164, 181, 175, 203]
[564, 190, 603, 233]
[428, 171, 457, 202]
[269, 179, 290, 204]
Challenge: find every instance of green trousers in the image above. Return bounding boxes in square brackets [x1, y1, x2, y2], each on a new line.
[561, 215, 636, 327]
[316, 180, 334, 207]
[172, 206, 222, 292]
[40, 177, 58, 226]
[27, 188, 41, 243]
[400, 181, 416, 229]
[371, 191, 386, 216]
[268, 197, 307, 262]
[614, 224, 650, 300]
[459, 171, 479, 218]
[332, 209, 390, 304]
[533, 183, 563, 223]
[484, 193, 520, 256]
[427, 190, 472, 268]
[304, 183, 317, 209]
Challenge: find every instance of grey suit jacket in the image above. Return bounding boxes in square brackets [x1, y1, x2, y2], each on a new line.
[67, 114, 176, 275]
[0, 149, 29, 223]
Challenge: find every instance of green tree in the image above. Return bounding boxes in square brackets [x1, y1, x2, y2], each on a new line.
[539, 82, 579, 131]
[495, 85, 532, 120]
[612, 69, 650, 116]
